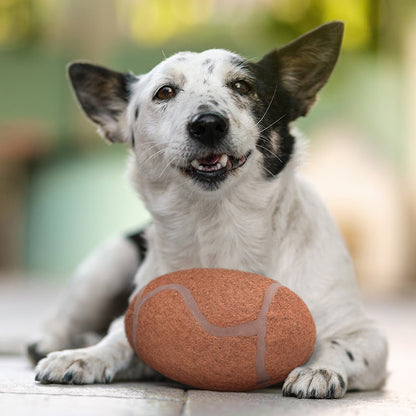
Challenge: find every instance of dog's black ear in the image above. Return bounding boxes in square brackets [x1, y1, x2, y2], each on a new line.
[258, 21, 344, 119]
[68, 62, 137, 143]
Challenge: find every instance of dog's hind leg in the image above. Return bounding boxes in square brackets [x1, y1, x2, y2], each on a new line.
[27, 230, 147, 365]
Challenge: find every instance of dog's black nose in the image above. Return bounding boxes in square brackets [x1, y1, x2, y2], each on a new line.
[188, 112, 229, 147]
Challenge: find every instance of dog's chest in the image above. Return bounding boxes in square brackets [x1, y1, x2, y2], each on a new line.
[155, 197, 274, 275]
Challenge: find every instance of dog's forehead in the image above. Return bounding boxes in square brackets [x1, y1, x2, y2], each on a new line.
[152, 49, 246, 79]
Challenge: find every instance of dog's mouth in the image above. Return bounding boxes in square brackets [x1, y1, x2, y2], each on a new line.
[182, 150, 252, 186]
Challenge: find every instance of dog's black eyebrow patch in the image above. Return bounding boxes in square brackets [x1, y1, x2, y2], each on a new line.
[126, 229, 148, 262]
[345, 350, 354, 361]
[230, 55, 246, 68]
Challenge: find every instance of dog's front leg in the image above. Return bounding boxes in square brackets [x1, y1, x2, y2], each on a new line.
[34, 316, 156, 384]
[27, 234, 143, 364]
[282, 327, 388, 398]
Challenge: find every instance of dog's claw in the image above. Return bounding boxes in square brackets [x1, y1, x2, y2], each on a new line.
[62, 371, 74, 384]
[41, 371, 52, 384]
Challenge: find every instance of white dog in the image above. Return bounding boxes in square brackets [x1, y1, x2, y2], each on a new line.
[29, 21, 387, 398]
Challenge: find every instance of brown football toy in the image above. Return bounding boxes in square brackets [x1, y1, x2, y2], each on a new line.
[125, 268, 316, 391]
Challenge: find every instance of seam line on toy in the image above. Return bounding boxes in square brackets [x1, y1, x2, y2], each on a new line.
[131, 281, 282, 387]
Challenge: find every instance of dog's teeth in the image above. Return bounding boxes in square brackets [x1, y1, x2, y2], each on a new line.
[191, 159, 200, 169]
[190, 155, 228, 172]
[219, 154, 228, 168]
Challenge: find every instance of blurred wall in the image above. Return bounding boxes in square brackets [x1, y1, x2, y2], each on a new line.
[0, 0, 415, 296]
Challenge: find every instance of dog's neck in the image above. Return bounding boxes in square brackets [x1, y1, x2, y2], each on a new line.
[129, 145, 301, 277]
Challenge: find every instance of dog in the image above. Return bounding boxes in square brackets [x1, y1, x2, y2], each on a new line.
[28, 21, 388, 399]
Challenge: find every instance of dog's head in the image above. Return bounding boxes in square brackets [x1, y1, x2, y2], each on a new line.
[68, 22, 343, 193]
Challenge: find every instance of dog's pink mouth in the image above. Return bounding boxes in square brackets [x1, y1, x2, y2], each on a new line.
[180, 151, 252, 189]
[189, 153, 249, 174]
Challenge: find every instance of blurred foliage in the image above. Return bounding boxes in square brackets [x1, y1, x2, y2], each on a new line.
[0, 0, 38, 48]
[0, 0, 414, 275]
[0, 0, 408, 134]
[117, 0, 376, 50]
[0, 0, 400, 51]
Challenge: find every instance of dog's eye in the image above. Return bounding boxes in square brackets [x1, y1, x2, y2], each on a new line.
[155, 85, 176, 100]
[231, 80, 251, 95]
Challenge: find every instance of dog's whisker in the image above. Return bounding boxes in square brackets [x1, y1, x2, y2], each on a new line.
[143, 145, 161, 154]
[158, 156, 176, 179]
[143, 141, 165, 149]
[259, 114, 287, 133]
[256, 142, 277, 158]
[262, 165, 277, 177]
[258, 146, 283, 164]
[256, 84, 278, 126]
[144, 149, 166, 164]
[142, 142, 165, 155]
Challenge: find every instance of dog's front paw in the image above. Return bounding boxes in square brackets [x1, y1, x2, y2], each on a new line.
[35, 347, 116, 385]
[282, 367, 347, 399]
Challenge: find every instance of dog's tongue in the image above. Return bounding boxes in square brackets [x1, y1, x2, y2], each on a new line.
[198, 154, 221, 165]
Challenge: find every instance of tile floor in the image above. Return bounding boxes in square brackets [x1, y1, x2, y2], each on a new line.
[0, 277, 415, 415]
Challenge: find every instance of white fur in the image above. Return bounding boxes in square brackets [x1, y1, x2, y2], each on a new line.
[33, 48, 387, 398]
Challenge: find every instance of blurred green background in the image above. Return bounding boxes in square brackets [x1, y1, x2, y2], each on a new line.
[1, 0, 415, 295]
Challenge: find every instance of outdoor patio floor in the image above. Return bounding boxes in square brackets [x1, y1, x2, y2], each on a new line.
[0, 278, 415, 415]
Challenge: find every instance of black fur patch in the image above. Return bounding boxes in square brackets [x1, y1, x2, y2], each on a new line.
[134, 107, 139, 120]
[245, 57, 296, 178]
[126, 230, 148, 262]
[243, 23, 343, 178]
[345, 350, 355, 361]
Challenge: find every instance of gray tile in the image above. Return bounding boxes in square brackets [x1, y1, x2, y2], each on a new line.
[0, 393, 184, 416]
[183, 389, 416, 416]
[0, 356, 185, 401]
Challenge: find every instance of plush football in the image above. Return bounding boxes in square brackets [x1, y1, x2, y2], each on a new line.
[124, 268, 316, 391]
